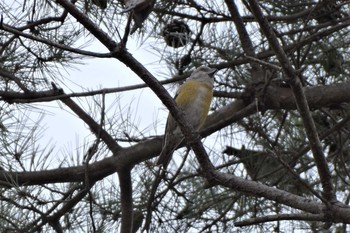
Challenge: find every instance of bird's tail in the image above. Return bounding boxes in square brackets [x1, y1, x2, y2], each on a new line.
[156, 148, 174, 167]
[156, 139, 184, 167]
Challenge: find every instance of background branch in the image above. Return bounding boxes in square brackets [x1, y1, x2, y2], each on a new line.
[246, 0, 335, 202]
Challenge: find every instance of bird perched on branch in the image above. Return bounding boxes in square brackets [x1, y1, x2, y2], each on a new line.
[156, 66, 217, 167]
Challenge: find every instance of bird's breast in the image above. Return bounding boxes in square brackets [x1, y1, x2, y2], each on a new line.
[175, 80, 213, 128]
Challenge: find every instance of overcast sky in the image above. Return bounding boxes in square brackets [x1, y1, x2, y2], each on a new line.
[39, 37, 169, 164]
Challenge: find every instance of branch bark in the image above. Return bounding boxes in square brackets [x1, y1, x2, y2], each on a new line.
[235, 213, 325, 227]
[118, 168, 133, 233]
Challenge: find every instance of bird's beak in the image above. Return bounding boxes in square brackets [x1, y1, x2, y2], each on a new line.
[208, 68, 218, 77]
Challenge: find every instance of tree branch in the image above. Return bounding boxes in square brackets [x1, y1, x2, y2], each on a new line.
[55, 0, 118, 51]
[215, 17, 350, 70]
[0, 74, 187, 103]
[224, 0, 264, 82]
[118, 168, 134, 233]
[246, 0, 335, 202]
[210, 170, 350, 224]
[60, 96, 122, 153]
[235, 213, 325, 227]
[0, 23, 110, 58]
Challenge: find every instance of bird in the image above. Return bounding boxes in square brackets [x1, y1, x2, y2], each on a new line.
[156, 66, 217, 168]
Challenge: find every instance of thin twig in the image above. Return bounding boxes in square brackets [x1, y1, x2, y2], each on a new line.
[0, 23, 111, 58]
[244, 55, 282, 71]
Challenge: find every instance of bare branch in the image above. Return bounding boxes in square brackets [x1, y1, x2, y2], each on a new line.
[118, 168, 134, 233]
[0, 23, 111, 58]
[224, 0, 264, 82]
[60, 95, 122, 153]
[235, 213, 325, 227]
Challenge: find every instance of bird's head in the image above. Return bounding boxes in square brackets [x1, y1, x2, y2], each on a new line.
[188, 66, 217, 86]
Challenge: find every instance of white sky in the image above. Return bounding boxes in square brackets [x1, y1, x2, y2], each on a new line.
[39, 37, 169, 164]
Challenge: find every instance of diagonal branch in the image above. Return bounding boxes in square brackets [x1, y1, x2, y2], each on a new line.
[60, 96, 121, 153]
[246, 0, 335, 202]
[0, 69, 30, 93]
[39, 182, 96, 233]
[224, 0, 257, 58]
[224, 0, 264, 82]
[55, 0, 118, 51]
[0, 23, 111, 58]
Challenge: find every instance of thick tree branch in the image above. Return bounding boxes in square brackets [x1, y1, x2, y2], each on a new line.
[55, 0, 118, 51]
[209, 170, 350, 223]
[224, 0, 257, 58]
[118, 168, 133, 233]
[235, 213, 325, 227]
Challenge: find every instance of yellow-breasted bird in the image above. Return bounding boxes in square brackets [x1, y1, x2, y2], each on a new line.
[156, 66, 217, 167]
